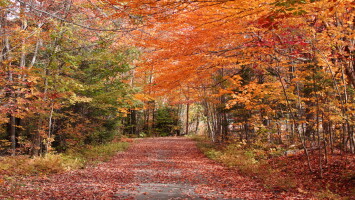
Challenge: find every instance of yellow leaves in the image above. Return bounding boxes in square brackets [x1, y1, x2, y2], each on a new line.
[117, 107, 129, 117]
[68, 94, 92, 104]
[328, 115, 343, 123]
[217, 89, 234, 97]
[228, 75, 242, 87]
[133, 93, 154, 102]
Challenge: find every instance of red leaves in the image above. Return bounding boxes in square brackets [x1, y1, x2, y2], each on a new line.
[47, 92, 63, 100]
[2, 138, 310, 199]
[256, 14, 281, 30]
[268, 152, 355, 197]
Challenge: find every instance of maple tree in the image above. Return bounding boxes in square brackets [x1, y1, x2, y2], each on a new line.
[0, 0, 353, 170]
[0, 0, 353, 198]
[125, 0, 354, 174]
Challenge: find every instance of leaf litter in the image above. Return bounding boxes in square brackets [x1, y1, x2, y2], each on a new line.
[1, 138, 310, 199]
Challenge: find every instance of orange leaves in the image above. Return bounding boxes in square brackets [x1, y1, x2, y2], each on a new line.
[117, 107, 129, 117]
[133, 93, 153, 102]
[132, 0, 279, 104]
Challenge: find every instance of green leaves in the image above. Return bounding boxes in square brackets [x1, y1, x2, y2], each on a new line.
[272, 0, 310, 15]
[0, 0, 10, 7]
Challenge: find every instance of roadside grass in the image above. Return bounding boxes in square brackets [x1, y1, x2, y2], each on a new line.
[190, 135, 353, 199]
[191, 135, 297, 191]
[0, 141, 130, 177]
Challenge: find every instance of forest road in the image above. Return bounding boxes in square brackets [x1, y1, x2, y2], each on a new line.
[5, 137, 307, 199]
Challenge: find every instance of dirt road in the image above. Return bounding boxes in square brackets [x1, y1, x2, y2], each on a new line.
[3, 138, 307, 199]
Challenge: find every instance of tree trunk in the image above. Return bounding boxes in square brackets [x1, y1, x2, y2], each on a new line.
[195, 113, 199, 134]
[9, 115, 16, 155]
[185, 103, 189, 135]
[131, 109, 137, 136]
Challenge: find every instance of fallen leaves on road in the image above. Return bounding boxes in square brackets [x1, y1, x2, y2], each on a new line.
[1, 138, 311, 199]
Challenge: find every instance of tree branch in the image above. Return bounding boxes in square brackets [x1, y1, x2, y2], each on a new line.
[15, 0, 137, 32]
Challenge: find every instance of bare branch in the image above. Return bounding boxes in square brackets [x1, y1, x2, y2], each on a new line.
[15, 0, 137, 32]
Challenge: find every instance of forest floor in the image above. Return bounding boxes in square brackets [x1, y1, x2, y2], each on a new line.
[194, 137, 354, 199]
[0, 137, 312, 199]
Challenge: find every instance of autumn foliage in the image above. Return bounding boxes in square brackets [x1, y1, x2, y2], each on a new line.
[0, 0, 141, 155]
[132, 0, 354, 156]
[129, 0, 355, 194]
[0, 0, 354, 198]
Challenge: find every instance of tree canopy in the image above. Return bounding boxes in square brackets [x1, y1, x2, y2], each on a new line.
[0, 0, 354, 175]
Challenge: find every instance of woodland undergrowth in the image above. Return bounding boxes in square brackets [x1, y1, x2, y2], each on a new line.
[0, 140, 130, 179]
[192, 135, 354, 199]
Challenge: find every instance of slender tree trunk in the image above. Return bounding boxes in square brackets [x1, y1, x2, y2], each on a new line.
[195, 113, 199, 134]
[348, 124, 354, 153]
[9, 116, 16, 155]
[152, 101, 156, 136]
[131, 109, 137, 136]
[277, 68, 313, 172]
[316, 96, 323, 177]
[329, 121, 334, 154]
[342, 123, 348, 152]
[185, 103, 189, 135]
[46, 102, 54, 154]
[3, 14, 17, 155]
[29, 37, 41, 68]
[203, 101, 214, 142]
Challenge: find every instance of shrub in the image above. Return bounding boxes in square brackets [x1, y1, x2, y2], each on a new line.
[193, 136, 297, 191]
[315, 189, 342, 200]
[0, 141, 129, 177]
